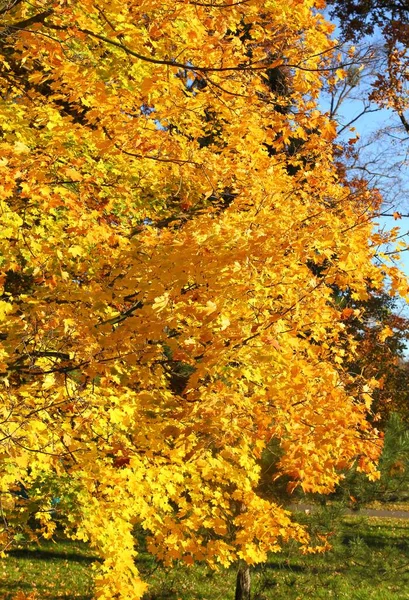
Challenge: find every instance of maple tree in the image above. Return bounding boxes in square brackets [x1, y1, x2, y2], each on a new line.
[0, 0, 407, 598]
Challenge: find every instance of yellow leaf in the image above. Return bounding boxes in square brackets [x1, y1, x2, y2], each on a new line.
[152, 292, 170, 312]
[14, 141, 30, 154]
[68, 245, 84, 257]
[203, 301, 217, 315]
[379, 326, 393, 342]
[0, 300, 12, 322]
[219, 315, 230, 330]
[65, 167, 83, 181]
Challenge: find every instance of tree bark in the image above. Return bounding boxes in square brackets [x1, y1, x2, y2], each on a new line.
[235, 563, 251, 600]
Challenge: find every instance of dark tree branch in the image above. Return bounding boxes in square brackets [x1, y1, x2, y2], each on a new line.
[176, 0, 252, 6]
[97, 301, 143, 326]
[7, 9, 53, 30]
[13, 351, 71, 363]
[397, 110, 409, 134]
[379, 213, 409, 218]
[42, 19, 351, 75]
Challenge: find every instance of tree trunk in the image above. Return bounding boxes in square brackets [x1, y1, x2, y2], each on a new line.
[235, 563, 251, 600]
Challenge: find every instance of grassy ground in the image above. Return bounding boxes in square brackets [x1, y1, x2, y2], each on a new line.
[0, 538, 96, 600]
[3, 512, 409, 599]
[366, 500, 409, 512]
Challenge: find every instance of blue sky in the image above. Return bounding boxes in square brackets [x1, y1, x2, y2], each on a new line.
[339, 100, 409, 272]
[318, 19, 409, 291]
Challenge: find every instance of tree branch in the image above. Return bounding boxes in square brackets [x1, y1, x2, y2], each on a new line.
[7, 9, 53, 30]
[397, 110, 409, 134]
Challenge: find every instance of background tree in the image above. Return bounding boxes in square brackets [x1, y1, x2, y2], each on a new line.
[339, 290, 409, 424]
[322, 0, 409, 428]
[326, 0, 409, 212]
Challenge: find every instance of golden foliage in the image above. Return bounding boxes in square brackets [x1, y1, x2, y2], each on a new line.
[0, 0, 406, 597]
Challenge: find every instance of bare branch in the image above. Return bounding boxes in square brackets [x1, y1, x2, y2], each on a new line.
[397, 110, 409, 134]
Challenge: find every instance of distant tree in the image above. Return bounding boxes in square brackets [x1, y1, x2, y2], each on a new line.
[328, 0, 409, 132]
[337, 290, 409, 424]
[331, 412, 409, 507]
[328, 0, 409, 42]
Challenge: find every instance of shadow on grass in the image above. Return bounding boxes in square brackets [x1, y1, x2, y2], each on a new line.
[2, 581, 32, 592]
[49, 596, 93, 600]
[255, 561, 309, 573]
[341, 534, 409, 550]
[2, 586, 93, 600]
[7, 547, 96, 564]
[143, 593, 179, 600]
[2, 581, 93, 600]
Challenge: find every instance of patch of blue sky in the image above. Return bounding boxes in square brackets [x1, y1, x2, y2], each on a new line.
[318, 14, 409, 288]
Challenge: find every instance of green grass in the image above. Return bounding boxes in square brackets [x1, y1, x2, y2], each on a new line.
[141, 514, 409, 600]
[0, 538, 96, 599]
[366, 500, 409, 512]
[3, 514, 409, 599]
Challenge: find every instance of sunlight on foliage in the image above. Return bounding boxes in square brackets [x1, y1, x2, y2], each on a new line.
[0, 0, 407, 597]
